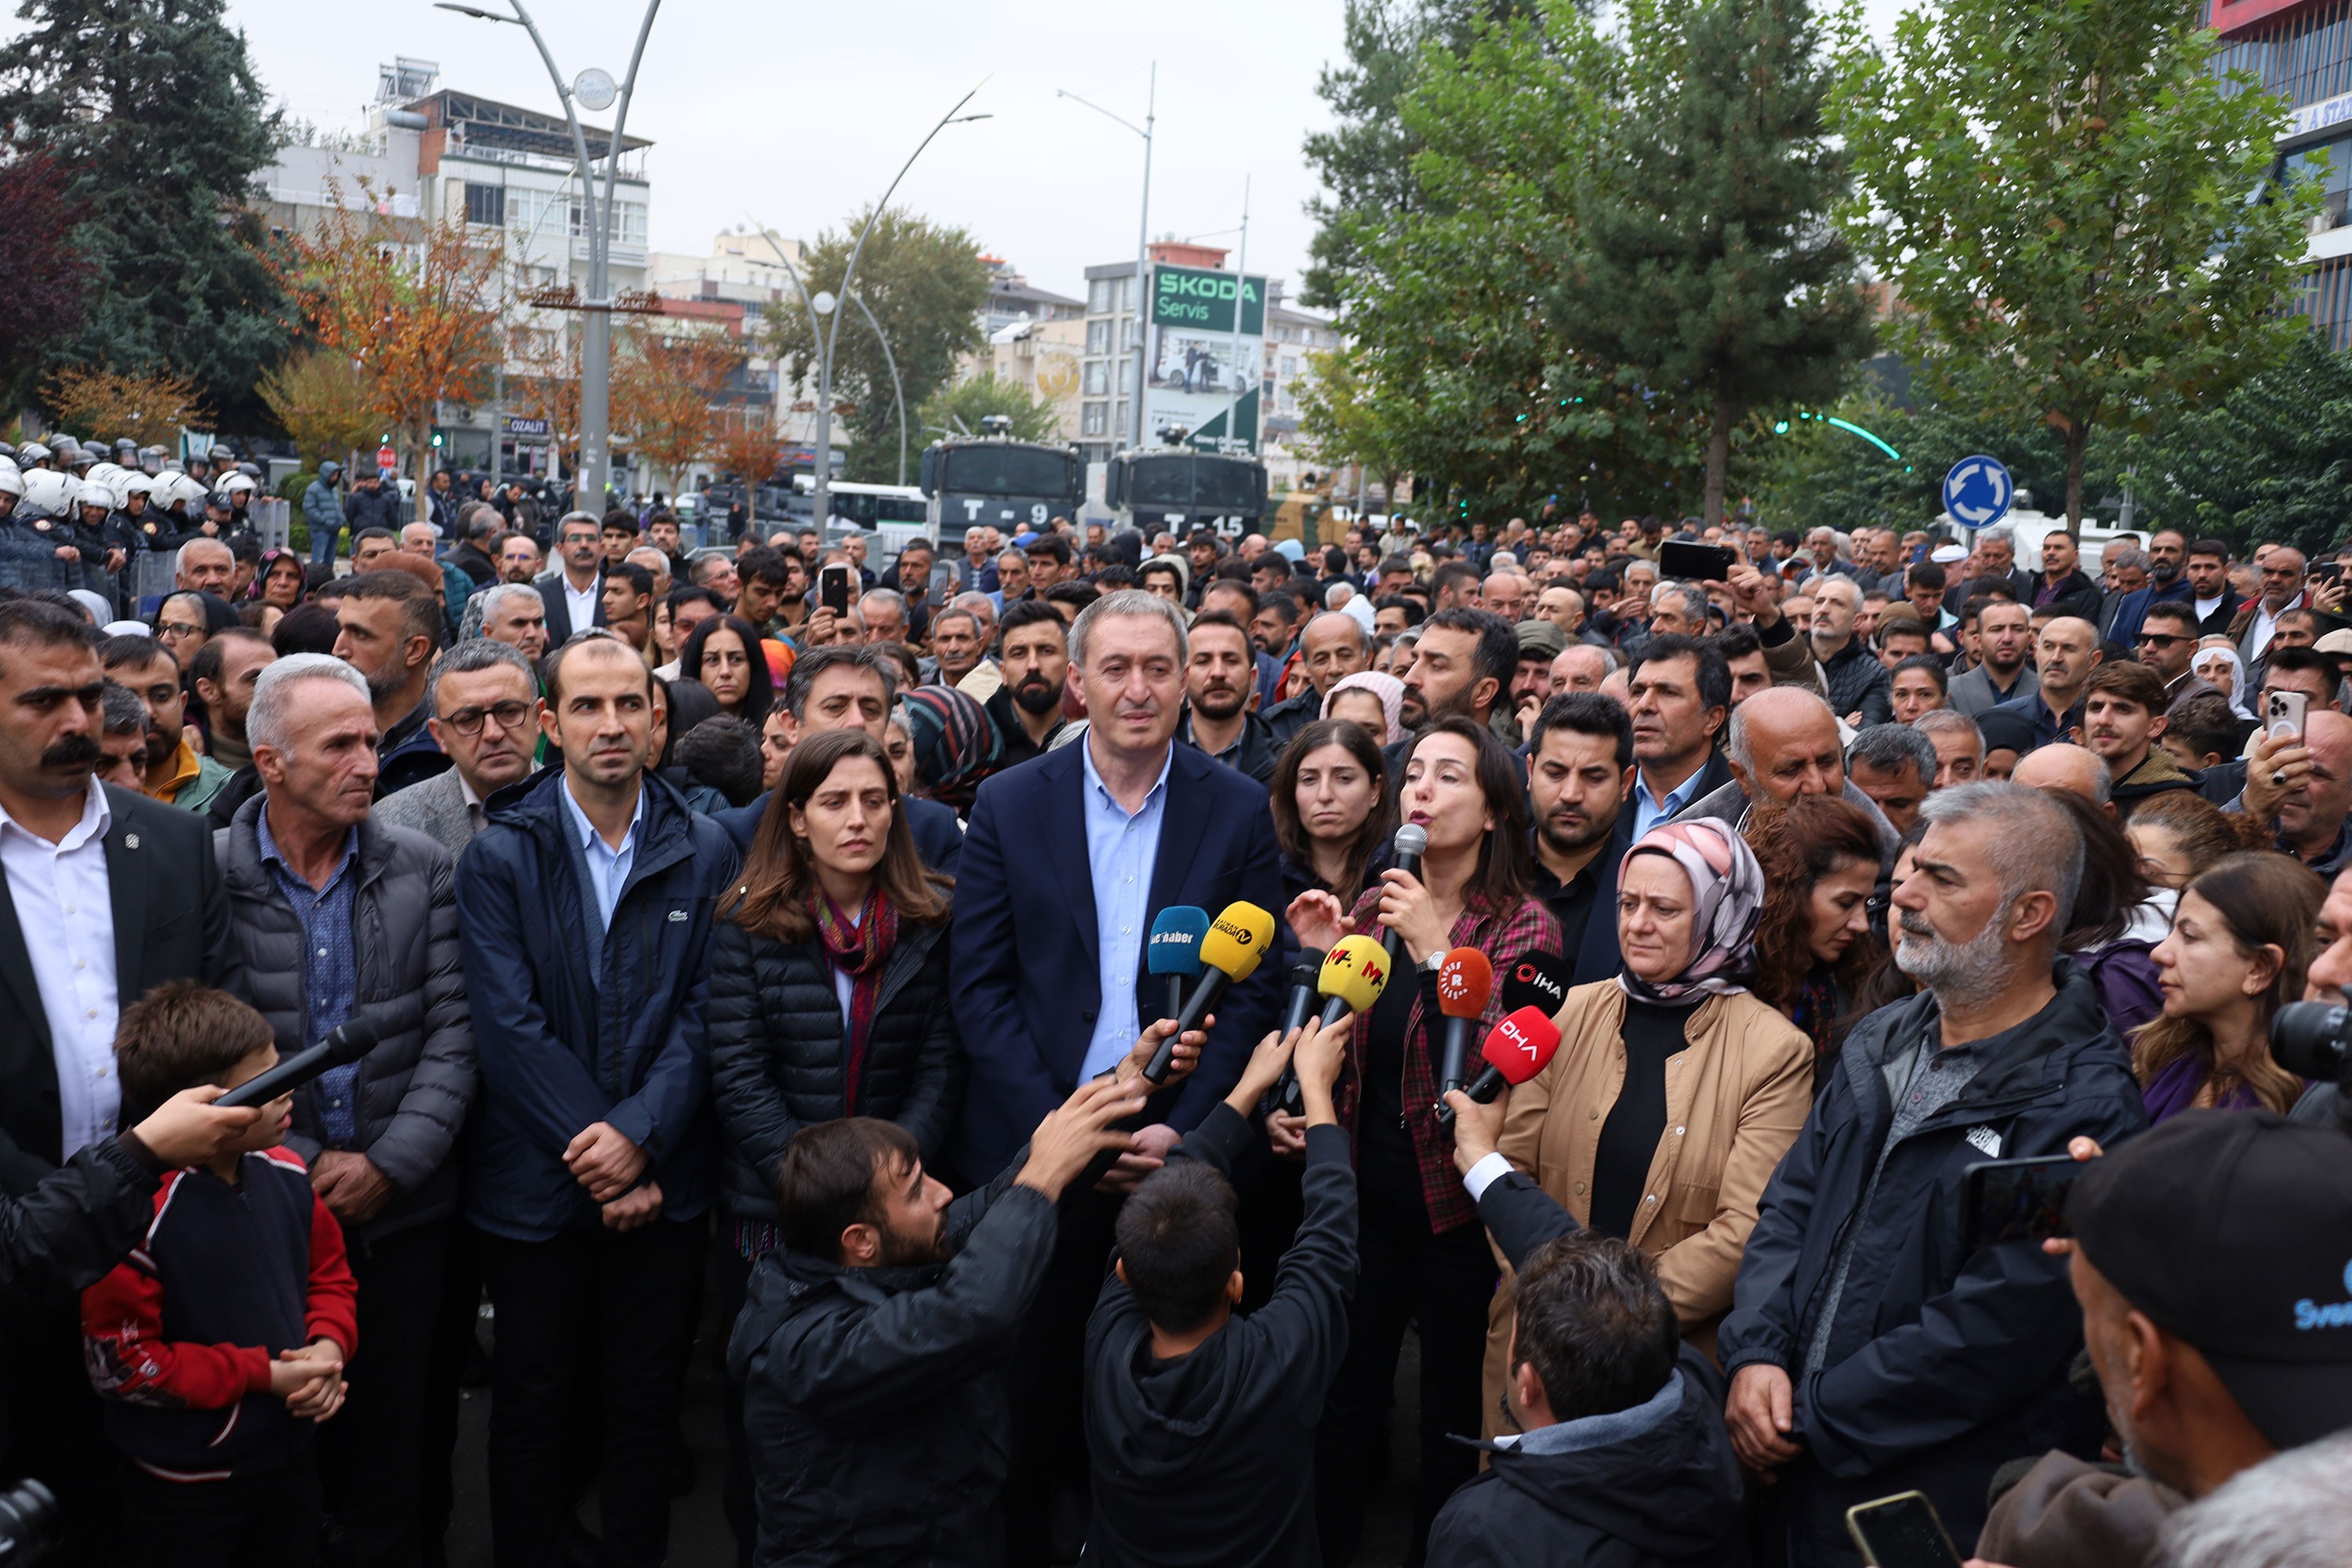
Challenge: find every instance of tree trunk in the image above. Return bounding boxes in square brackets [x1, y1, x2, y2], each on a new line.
[407, 426, 433, 525]
[2063, 423, 2089, 530]
[1703, 394, 1734, 528]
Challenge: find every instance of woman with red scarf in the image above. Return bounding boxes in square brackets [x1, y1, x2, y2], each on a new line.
[706, 728, 964, 1544]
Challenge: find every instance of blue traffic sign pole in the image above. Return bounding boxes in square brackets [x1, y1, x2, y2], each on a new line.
[1943, 455, 2013, 530]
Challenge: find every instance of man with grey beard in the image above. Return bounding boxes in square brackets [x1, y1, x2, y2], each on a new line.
[1716, 782, 2147, 1566]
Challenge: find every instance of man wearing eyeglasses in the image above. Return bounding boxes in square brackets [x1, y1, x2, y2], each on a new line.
[374, 641, 543, 856]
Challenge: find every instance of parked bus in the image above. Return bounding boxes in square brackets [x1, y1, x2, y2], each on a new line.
[781, 477, 931, 557]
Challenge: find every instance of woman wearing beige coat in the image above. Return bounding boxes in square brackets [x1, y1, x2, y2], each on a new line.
[1480, 818, 1813, 1431]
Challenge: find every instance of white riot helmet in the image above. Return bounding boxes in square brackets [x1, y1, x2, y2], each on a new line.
[220, 472, 258, 496]
[17, 470, 80, 521]
[0, 469, 23, 501]
[122, 474, 154, 499]
[16, 442, 50, 468]
[168, 473, 209, 512]
[85, 461, 124, 490]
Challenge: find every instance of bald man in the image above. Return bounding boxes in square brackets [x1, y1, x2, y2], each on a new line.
[1481, 572, 1530, 622]
[1550, 644, 1608, 695]
[1994, 615, 2102, 751]
[1536, 585, 1587, 642]
[1674, 685, 1899, 858]
[2012, 742, 2114, 814]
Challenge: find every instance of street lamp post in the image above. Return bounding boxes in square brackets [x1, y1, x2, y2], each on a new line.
[750, 223, 913, 494]
[435, 0, 661, 511]
[1057, 65, 1155, 454]
[809, 92, 989, 536]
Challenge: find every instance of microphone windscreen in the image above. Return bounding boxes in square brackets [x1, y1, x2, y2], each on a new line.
[1479, 1007, 1563, 1086]
[1392, 823, 1428, 863]
[1436, 948, 1493, 1021]
[1200, 902, 1276, 982]
[1148, 906, 1212, 977]
[322, 1018, 379, 1065]
[1501, 950, 1570, 1018]
[1319, 934, 1391, 1014]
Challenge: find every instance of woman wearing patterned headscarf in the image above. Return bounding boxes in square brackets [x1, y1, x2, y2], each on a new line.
[1477, 815, 1816, 1417]
[896, 684, 1001, 816]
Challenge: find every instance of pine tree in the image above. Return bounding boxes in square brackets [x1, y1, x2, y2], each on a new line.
[0, 0, 289, 431]
[1571, 0, 1871, 526]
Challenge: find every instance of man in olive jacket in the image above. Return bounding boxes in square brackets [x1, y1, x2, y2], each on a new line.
[213, 653, 474, 1568]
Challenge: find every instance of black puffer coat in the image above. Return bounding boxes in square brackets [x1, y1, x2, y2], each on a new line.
[707, 913, 963, 1220]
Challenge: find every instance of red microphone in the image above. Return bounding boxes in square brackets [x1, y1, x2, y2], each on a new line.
[1434, 949, 1494, 1098]
[1436, 1006, 1561, 1127]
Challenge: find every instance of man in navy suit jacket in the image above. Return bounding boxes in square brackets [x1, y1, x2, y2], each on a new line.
[948, 590, 1282, 1562]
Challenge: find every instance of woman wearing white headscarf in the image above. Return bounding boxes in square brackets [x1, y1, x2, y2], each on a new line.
[1479, 817, 1815, 1408]
[2192, 642, 2255, 720]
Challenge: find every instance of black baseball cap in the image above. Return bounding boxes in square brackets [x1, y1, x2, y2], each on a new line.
[2068, 1109, 2352, 1450]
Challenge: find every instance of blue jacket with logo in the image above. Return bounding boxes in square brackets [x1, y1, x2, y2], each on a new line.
[1716, 960, 2147, 1563]
[454, 767, 739, 1240]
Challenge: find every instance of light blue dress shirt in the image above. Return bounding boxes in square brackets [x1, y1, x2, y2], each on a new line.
[561, 779, 645, 967]
[1631, 765, 1704, 840]
[1078, 740, 1173, 1081]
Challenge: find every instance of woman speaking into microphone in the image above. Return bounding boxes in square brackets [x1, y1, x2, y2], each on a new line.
[1287, 713, 1559, 1563]
[1478, 816, 1813, 1430]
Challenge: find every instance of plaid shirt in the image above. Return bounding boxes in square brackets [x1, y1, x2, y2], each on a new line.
[1334, 891, 1562, 1233]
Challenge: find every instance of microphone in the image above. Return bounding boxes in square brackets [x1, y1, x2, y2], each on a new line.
[1436, 1007, 1561, 1127]
[1281, 949, 1327, 1039]
[217, 1019, 380, 1109]
[1381, 824, 1428, 964]
[1147, 906, 1211, 1023]
[1144, 901, 1277, 1083]
[1435, 948, 1494, 1098]
[1316, 934, 1392, 1027]
[1501, 950, 1570, 1019]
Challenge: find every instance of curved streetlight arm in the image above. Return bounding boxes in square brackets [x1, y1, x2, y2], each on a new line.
[824, 87, 983, 373]
[851, 291, 908, 485]
[1052, 88, 1147, 140]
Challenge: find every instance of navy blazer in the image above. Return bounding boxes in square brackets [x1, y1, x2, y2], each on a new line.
[948, 742, 1284, 1180]
[712, 791, 963, 879]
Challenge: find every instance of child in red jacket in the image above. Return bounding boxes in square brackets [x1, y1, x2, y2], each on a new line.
[81, 982, 358, 1567]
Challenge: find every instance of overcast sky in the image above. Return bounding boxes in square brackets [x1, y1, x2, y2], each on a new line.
[158, 0, 1350, 309]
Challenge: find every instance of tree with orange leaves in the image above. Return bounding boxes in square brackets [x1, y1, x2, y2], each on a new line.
[612, 322, 741, 501]
[706, 406, 782, 532]
[274, 181, 505, 521]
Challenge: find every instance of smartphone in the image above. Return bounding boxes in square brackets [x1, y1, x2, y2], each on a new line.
[2268, 690, 2310, 745]
[821, 563, 852, 616]
[1660, 540, 1739, 583]
[1961, 1154, 2082, 1250]
[2314, 561, 2344, 590]
[1846, 1491, 1965, 1568]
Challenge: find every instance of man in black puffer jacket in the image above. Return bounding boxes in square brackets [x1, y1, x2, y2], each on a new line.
[728, 1032, 1189, 1568]
[212, 654, 474, 1568]
[1428, 1085, 1745, 1568]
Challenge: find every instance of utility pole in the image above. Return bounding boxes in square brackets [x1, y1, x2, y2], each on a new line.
[1056, 65, 1154, 453]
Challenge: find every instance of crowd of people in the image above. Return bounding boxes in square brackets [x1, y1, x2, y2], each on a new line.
[0, 475, 2347, 1568]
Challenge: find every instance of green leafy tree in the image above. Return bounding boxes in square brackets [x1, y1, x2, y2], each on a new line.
[755, 208, 988, 485]
[1301, 0, 1541, 309]
[2116, 332, 2352, 558]
[1573, 0, 1872, 527]
[1833, 0, 2319, 528]
[920, 373, 1062, 444]
[0, 0, 289, 432]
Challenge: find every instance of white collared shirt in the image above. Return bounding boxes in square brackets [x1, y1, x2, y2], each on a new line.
[0, 779, 121, 1157]
[2249, 592, 2303, 662]
[564, 572, 599, 637]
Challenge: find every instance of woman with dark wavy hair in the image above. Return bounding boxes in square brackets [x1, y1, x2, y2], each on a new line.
[2137, 851, 2323, 1121]
[1269, 717, 1396, 909]
[1744, 793, 1886, 1061]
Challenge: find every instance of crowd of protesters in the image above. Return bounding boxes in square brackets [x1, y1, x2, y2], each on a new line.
[0, 477, 2347, 1568]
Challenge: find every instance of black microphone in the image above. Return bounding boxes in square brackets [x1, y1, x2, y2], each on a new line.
[217, 1019, 380, 1109]
[1380, 823, 1428, 964]
[1262, 951, 1325, 1117]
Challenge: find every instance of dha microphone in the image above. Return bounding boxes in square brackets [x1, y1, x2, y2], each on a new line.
[1381, 824, 1429, 964]
[1147, 906, 1211, 1023]
[1501, 950, 1570, 1018]
[1435, 948, 1494, 1098]
[1436, 1006, 1561, 1128]
[218, 1019, 380, 1109]
[1145, 901, 1277, 1083]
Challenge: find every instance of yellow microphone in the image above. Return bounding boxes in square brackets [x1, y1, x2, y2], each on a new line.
[1317, 934, 1392, 1027]
[1144, 901, 1276, 1083]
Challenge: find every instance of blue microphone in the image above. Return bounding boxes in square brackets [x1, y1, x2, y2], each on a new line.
[1147, 906, 1211, 1023]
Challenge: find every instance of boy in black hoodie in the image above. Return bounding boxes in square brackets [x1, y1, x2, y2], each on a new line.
[1425, 1087, 1744, 1568]
[1081, 1015, 1356, 1568]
